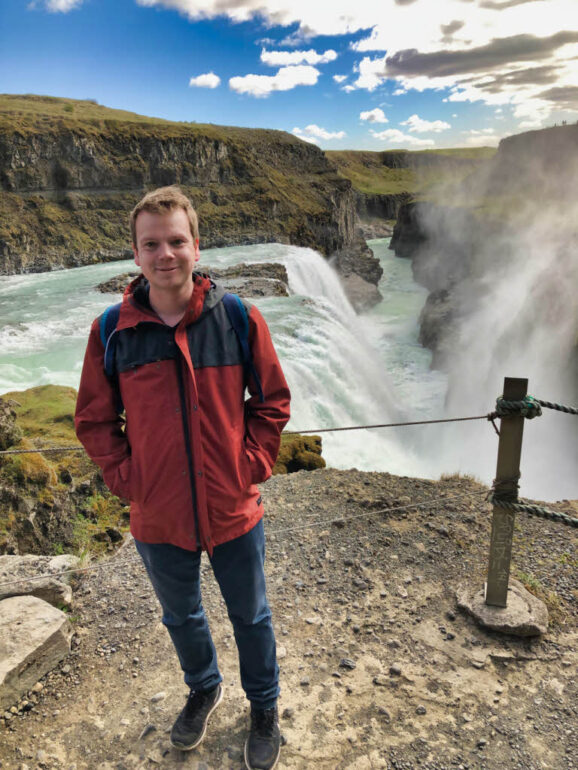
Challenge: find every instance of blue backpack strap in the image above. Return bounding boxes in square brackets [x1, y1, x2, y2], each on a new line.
[98, 302, 123, 412]
[222, 293, 265, 403]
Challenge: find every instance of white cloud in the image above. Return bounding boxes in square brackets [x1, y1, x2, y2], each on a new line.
[189, 72, 221, 88]
[461, 128, 501, 147]
[260, 48, 337, 66]
[40, 0, 83, 10]
[293, 124, 346, 143]
[351, 55, 387, 91]
[229, 65, 320, 97]
[139, 0, 578, 126]
[333, 75, 348, 83]
[360, 107, 388, 124]
[401, 113, 451, 133]
[370, 128, 435, 147]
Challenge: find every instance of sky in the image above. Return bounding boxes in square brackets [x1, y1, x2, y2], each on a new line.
[1, 0, 577, 150]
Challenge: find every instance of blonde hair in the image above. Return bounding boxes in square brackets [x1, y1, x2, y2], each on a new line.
[130, 186, 199, 245]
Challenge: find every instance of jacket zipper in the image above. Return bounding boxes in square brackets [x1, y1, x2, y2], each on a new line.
[175, 348, 201, 549]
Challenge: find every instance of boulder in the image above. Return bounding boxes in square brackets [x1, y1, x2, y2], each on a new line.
[0, 595, 73, 711]
[456, 578, 548, 637]
[0, 554, 81, 608]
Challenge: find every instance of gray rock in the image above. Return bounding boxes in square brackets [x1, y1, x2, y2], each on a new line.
[456, 579, 548, 637]
[0, 595, 73, 711]
[0, 397, 22, 450]
[0, 554, 81, 608]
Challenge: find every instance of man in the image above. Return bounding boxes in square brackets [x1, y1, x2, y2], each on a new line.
[75, 186, 290, 770]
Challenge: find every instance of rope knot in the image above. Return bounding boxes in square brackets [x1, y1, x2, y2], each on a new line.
[495, 395, 542, 420]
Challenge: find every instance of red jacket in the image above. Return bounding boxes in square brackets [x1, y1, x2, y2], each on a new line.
[75, 273, 291, 554]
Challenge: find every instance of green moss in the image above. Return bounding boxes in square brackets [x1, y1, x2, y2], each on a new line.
[274, 434, 326, 474]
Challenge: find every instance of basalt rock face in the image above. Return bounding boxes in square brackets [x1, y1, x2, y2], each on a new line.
[354, 191, 411, 222]
[0, 102, 375, 282]
[390, 125, 578, 384]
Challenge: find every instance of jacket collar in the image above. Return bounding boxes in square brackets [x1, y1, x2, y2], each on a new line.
[116, 271, 222, 330]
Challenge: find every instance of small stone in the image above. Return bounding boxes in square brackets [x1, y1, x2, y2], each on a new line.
[477, 739, 487, 748]
[300, 677, 310, 687]
[339, 658, 356, 670]
[120, 718, 130, 726]
[446, 610, 456, 621]
[32, 683, 44, 693]
[378, 707, 391, 721]
[61, 665, 71, 675]
[389, 663, 402, 676]
[138, 723, 157, 740]
[373, 675, 388, 687]
[282, 708, 294, 719]
[150, 691, 166, 703]
[277, 645, 287, 660]
[36, 750, 48, 762]
[416, 705, 427, 715]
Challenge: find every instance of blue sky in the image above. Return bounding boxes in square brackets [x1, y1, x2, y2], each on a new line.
[1, 0, 577, 150]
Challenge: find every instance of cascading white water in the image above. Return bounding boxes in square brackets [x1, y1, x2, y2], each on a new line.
[421, 201, 578, 500]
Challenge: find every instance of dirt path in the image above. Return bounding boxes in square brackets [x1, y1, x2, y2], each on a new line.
[1, 469, 576, 770]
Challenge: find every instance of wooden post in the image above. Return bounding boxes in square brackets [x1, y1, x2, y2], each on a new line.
[485, 377, 528, 607]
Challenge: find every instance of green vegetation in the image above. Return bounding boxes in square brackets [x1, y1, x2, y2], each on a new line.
[274, 433, 326, 474]
[0, 385, 129, 556]
[327, 147, 495, 198]
[515, 568, 566, 626]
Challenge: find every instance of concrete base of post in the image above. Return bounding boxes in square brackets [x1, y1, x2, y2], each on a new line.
[456, 579, 548, 637]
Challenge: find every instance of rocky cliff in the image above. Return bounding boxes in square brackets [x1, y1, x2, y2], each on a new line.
[390, 125, 578, 379]
[0, 95, 377, 284]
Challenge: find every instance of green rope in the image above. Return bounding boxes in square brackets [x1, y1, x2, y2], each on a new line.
[495, 395, 542, 419]
[495, 395, 578, 419]
[488, 494, 578, 528]
[536, 399, 578, 416]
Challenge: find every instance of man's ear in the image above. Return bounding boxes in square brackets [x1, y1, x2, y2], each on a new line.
[133, 245, 141, 266]
[194, 238, 200, 263]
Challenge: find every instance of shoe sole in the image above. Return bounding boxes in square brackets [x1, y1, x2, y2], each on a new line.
[170, 685, 224, 751]
[243, 738, 280, 770]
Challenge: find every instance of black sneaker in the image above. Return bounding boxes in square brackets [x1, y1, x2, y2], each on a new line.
[244, 705, 281, 770]
[170, 683, 223, 750]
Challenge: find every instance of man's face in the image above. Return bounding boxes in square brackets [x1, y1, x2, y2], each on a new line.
[133, 208, 200, 296]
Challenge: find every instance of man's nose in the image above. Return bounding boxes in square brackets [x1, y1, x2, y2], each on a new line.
[158, 242, 174, 258]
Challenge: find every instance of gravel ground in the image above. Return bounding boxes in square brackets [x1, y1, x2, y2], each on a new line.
[1, 468, 576, 770]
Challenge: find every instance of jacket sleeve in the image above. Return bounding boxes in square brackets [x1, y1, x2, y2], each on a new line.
[74, 318, 133, 499]
[243, 304, 291, 484]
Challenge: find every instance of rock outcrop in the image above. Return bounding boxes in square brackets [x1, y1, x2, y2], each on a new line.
[97, 263, 290, 299]
[0, 96, 381, 290]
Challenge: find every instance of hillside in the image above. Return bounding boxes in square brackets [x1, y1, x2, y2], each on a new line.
[326, 147, 494, 232]
[0, 95, 365, 276]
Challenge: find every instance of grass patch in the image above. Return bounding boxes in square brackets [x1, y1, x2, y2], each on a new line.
[515, 569, 567, 626]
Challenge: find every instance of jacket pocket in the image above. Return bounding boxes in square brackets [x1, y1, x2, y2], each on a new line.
[243, 446, 271, 486]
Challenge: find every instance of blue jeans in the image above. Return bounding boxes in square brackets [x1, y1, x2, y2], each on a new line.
[134, 519, 279, 709]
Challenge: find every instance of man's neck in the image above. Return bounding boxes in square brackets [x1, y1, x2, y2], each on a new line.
[149, 285, 194, 326]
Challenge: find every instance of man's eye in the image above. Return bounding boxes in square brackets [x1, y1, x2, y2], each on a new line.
[172, 239, 184, 246]
[144, 242, 156, 248]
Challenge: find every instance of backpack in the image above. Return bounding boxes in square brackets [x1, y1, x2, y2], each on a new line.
[99, 293, 265, 413]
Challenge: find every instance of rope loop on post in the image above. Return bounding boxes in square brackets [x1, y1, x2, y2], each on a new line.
[488, 493, 578, 528]
[494, 395, 542, 419]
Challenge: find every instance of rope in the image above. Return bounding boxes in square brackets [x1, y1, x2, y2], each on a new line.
[0, 446, 84, 456]
[536, 399, 578, 416]
[488, 494, 578, 528]
[0, 491, 481, 591]
[494, 395, 578, 420]
[283, 413, 496, 435]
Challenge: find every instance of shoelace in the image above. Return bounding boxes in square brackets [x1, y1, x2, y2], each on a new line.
[252, 708, 277, 737]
